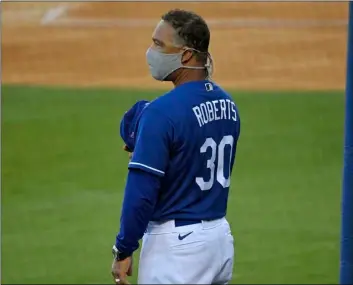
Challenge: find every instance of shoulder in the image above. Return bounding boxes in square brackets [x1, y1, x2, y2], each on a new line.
[211, 81, 232, 97]
[213, 82, 238, 104]
[144, 90, 179, 118]
[137, 92, 177, 132]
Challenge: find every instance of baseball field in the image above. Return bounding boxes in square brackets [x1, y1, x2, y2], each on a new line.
[1, 2, 348, 284]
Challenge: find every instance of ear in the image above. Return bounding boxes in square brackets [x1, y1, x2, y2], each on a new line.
[181, 50, 194, 64]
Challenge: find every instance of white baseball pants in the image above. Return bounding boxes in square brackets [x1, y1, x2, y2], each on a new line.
[138, 217, 234, 284]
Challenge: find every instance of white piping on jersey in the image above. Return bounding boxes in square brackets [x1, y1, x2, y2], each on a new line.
[129, 162, 165, 175]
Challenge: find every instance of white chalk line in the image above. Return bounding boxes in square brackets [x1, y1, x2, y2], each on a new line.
[39, 3, 87, 25]
[42, 17, 348, 28]
[40, 3, 85, 25]
[40, 4, 69, 25]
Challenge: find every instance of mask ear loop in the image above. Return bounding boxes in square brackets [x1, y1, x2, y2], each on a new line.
[205, 52, 214, 80]
[180, 48, 213, 76]
[180, 48, 196, 65]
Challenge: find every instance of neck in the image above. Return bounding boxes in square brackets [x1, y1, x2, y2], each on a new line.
[172, 68, 207, 87]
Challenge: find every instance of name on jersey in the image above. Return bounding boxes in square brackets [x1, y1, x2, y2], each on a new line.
[192, 99, 237, 127]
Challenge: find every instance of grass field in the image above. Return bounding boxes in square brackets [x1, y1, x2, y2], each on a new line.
[1, 85, 344, 284]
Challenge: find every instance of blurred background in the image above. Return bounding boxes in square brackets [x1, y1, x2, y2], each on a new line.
[2, 2, 348, 284]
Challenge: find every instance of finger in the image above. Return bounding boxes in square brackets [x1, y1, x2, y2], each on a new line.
[111, 268, 119, 278]
[115, 278, 129, 285]
[111, 268, 121, 281]
[120, 278, 130, 285]
[116, 275, 129, 285]
[127, 259, 133, 276]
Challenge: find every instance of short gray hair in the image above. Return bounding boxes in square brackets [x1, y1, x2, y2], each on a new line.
[161, 9, 210, 55]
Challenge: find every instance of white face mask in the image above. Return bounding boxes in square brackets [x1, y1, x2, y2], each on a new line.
[146, 47, 213, 81]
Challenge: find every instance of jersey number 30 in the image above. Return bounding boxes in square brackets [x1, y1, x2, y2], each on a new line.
[196, 135, 234, 191]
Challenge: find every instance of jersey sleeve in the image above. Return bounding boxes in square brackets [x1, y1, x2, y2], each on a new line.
[128, 107, 172, 177]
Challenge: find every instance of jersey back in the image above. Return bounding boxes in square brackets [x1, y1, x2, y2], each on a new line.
[128, 80, 241, 221]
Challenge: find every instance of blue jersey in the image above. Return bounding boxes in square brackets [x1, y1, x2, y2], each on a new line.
[128, 80, 241, 221]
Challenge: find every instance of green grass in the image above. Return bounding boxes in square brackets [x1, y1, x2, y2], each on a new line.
[1, 85, 344, 284]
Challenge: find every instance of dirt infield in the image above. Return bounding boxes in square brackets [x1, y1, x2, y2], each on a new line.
[2, 2, 349, 90]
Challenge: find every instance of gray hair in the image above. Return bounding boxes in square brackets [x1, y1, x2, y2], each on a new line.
[161, 9, 214, 78]
[161, 9, 210, 54]
[171, 30, 186, 48]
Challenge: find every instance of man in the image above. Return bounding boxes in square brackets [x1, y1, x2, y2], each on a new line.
[111, 9, 241, 284]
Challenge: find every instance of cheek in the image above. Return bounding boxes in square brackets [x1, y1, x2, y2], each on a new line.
[150, 43, 165, 52]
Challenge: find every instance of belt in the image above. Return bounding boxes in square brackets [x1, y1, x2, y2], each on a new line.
[174, 219, 202, 227]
